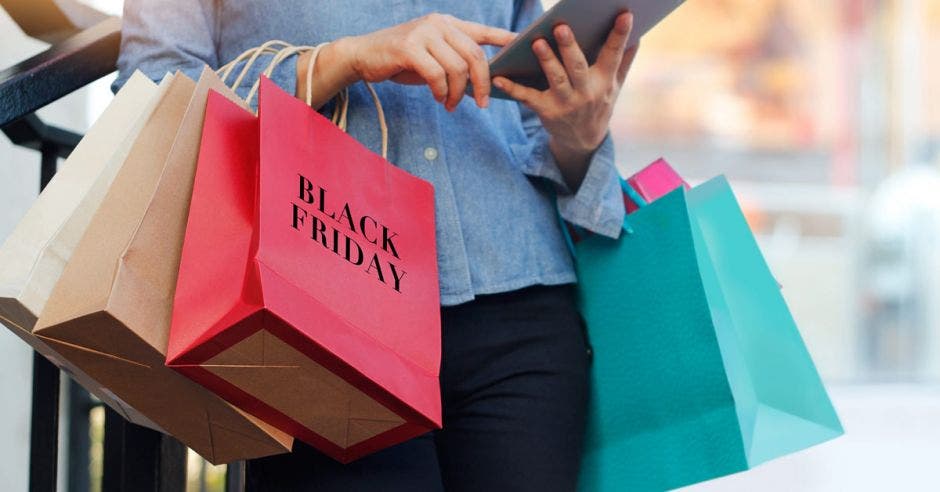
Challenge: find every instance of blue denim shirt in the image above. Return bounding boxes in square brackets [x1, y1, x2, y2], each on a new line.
[114, 0, 625, 306]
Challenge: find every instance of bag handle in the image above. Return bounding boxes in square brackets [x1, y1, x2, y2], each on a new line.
[217, 43, 346, 127]
[261, 44, 345, 129]
[244, 44, 313, 106]
[217, 41, 389, 159]
[619, 176, 646, 235]
[218, 40, 291, 86]
[621, 177, 648, 209]
[303, 43, 389, 159]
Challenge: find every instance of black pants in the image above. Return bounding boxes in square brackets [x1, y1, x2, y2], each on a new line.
[245, 284, 591, 491]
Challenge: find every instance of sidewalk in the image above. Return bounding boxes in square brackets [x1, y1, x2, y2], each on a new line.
[683, 384, 940, 491]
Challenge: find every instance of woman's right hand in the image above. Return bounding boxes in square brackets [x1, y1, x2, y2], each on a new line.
[297, 14, 515, 111]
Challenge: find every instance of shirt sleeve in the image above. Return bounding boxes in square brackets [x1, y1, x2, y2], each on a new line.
[111, 0, 298, 102]
[112, 0, 217, 91]
[510, 0, 625, 239]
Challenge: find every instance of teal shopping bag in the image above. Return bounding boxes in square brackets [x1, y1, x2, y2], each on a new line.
[576, 175, 843, 491]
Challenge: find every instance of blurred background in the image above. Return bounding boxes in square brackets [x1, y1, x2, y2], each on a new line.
[610, 0, 940, 489]
[2, 0, 940, 490]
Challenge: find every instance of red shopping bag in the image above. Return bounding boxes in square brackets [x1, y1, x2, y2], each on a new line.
[168, 77, 441, 462]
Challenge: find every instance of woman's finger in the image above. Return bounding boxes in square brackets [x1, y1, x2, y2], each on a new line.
[492, 76, 543, 110]
[452, 18, 517, 46]
[445, 27, 492, 108]
[616, 43, 639, 85]
[428, 40, 470, 111]
[596, 12, 633, 75]
[408, 49, 449, 103]
[552, 24, 590, 90]
[532, 38, 573, 98]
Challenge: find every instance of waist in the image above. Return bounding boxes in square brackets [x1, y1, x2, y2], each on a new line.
[445, 283, 577, 311]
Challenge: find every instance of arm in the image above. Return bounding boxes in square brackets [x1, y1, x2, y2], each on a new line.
[293, 14, 515, 110]
[114, 0, 300, 101]
[115, 5, 515, 108]
[503, 1, 635, 238]
[112, 0, 219, 92]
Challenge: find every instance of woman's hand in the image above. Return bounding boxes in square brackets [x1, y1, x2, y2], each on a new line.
[298, 13, 515, 111]
[493, 12, 638, 191]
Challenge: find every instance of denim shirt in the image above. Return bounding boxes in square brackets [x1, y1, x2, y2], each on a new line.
[114, 0, 625, 306]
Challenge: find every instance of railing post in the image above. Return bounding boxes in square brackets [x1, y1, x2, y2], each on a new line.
[226, 461, 245, 492]
[29, 150, 60, 492]
[102, 407, 187, 492]
[28, 353, 60, 492]
[67, 379, 92, 492]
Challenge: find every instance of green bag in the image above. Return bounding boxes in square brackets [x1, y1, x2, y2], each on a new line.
[575, 175, 843, 491]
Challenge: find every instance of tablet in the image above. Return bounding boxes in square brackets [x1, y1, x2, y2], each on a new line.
[486, 0, 686, 99]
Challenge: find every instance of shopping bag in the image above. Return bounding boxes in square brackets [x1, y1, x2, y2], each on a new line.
[168, 76, 441, 463]
[34, 70, 292, 464]
[575, 166, 843, 491]
[0, 71, 169, 430]
[622, 158, 688, 213]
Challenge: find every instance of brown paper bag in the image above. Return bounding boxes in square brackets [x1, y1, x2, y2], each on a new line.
[34, 69, 292, 464]
[0, 72, 170, 430]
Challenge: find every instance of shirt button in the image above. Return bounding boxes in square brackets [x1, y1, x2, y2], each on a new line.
[423, 147, 439, 161]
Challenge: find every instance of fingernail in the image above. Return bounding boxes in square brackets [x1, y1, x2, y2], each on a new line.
[493, 79, 505, 90]
[619, 12, 633, 31]
[557, 25, 572, 42]
[531, 40, 544, 55]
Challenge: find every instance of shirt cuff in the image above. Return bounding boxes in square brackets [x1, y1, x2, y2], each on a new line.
[516, 132, 625, 239]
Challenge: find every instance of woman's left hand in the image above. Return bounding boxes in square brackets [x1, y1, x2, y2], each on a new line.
[493, 12, 637, 191]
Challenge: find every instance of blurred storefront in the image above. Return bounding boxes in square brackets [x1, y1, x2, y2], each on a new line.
[608, 3, 940, 486]
[613, 0, 940, 385]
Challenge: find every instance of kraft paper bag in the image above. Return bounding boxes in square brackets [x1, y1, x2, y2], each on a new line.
[574, 170, 843, 491]
[169, 77, 441, 463]
[0, 72, 168, 430]
[35, 70, 292, 464]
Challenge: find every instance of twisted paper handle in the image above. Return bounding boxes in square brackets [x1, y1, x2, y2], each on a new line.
[217, 40, 291, 86]
[217, 41, 390, 160]
[244, 44, 313, 106]
[303, 44, 388, 159]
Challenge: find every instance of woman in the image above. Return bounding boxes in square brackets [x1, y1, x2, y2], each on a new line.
[115, 1, 637, 490]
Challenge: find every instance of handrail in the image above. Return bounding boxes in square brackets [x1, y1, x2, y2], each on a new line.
[0, 16, 121, 127]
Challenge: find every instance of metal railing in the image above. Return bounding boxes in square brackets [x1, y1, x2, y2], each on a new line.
[1, 2, 246, 491]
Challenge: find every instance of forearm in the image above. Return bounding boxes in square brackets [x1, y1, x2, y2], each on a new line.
[549, 139, 594, 192]
[519, 130, 624, 238]
[295, 38, 360, 109]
